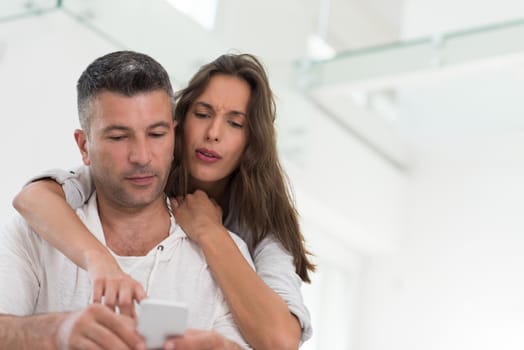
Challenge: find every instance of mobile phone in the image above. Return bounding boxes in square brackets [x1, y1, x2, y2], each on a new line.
[137, 299, 188, 349]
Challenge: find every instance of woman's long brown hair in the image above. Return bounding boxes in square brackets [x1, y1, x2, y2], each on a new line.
[167, 53, 315, 282]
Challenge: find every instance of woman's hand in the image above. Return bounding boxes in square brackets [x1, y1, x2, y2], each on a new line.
[171, 190, 224, 245]
[85, 250, 146, 319]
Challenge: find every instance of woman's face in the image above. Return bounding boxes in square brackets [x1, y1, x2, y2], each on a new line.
[183, 74, 250, 192]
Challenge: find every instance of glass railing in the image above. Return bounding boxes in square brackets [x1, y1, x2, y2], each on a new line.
[0, 0, 57, 23]
[301, 18, 524, 90]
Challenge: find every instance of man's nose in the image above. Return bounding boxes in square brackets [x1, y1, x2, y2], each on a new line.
[129, 137, 152, 165]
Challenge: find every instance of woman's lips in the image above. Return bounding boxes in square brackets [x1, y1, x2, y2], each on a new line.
[196, 148, 221, 163]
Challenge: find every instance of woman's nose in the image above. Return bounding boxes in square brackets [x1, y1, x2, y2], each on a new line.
[205, 118, 221, 142]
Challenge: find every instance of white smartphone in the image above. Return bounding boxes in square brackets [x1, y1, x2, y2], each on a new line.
[137, 299, 188, 349]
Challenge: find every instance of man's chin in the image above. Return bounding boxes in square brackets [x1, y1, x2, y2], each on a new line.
[118, 191, 165, 209]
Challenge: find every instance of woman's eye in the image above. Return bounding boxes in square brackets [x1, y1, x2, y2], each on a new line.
[150, 132, 166, 138]
[228, 121, 244, 128]
[194, 112, 209, 118]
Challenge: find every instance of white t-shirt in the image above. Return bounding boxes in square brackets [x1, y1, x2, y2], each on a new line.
[0, 193, 252, 349]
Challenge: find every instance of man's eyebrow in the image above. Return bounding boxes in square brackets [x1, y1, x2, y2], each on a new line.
[102, 125, 129, 133]
[194, 101, 246, 117]
[102, 121, 172, 133]
[148, 121, 172, 129]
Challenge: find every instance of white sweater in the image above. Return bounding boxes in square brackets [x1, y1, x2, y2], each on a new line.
[0, 193, 252, 348]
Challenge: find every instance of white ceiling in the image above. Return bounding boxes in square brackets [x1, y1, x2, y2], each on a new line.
[326, 0, 404, 51]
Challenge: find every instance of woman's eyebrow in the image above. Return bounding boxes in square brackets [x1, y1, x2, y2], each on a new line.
[194, 101, 213, 110]
[194, 101, 246, 117]
[228, 110, 246, 117]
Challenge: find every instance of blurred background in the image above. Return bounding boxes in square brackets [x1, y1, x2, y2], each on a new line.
[1, 1, 524, 349]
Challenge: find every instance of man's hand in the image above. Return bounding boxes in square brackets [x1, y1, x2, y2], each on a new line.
[163, 329, 242, 350]
[86, 250, 146, 318]
[57, 303, 146, 350]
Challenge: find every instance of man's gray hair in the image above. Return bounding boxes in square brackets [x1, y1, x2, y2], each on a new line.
[77, 50, 175, 136]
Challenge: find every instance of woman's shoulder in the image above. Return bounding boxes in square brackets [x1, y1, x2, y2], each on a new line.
[253, 235, 292, 260]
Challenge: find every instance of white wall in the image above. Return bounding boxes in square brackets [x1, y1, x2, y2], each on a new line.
[275, 82, 407, 256]
[356, 134, 524, 350]
[0, 11, 117, 223]
[274, 79, 408, 349]
[351, 4, 524, 350]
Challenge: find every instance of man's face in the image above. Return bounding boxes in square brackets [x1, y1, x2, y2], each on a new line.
[75, 90, 175, 210]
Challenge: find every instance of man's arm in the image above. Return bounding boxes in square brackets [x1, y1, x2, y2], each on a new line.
[0, 313, 63, 349]
[0, 305, 145, 350]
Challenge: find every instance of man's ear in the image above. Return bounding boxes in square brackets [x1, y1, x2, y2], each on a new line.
[74, 129, 91, 165]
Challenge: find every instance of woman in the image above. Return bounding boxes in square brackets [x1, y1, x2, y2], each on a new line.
[14, 53, 314, 349]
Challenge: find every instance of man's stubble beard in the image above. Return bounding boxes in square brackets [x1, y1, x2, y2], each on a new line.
[91, 165, 169, 210]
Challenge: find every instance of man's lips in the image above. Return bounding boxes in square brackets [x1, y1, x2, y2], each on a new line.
[125, 174, 156, 185]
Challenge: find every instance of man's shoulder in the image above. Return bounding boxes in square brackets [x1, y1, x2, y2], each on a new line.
[1, 213, 41, 243]
[74, 192, 103, 235]
[0, 213, 50, 264]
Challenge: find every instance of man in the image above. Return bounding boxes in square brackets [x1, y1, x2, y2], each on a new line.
[0, 51, 250, 349]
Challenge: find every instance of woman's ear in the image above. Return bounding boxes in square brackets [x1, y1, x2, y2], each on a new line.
[74, 129, 91, 165]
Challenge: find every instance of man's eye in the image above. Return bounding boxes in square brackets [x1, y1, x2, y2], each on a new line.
[150, 133, 166, 138]
[108, 135, 126, 141]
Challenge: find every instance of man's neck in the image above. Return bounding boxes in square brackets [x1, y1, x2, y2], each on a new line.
[96, 195, 171, 256]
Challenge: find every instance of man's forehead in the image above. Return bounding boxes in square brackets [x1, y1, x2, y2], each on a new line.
[94, 89, 172, 105]
[90, 90, 173, 127]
